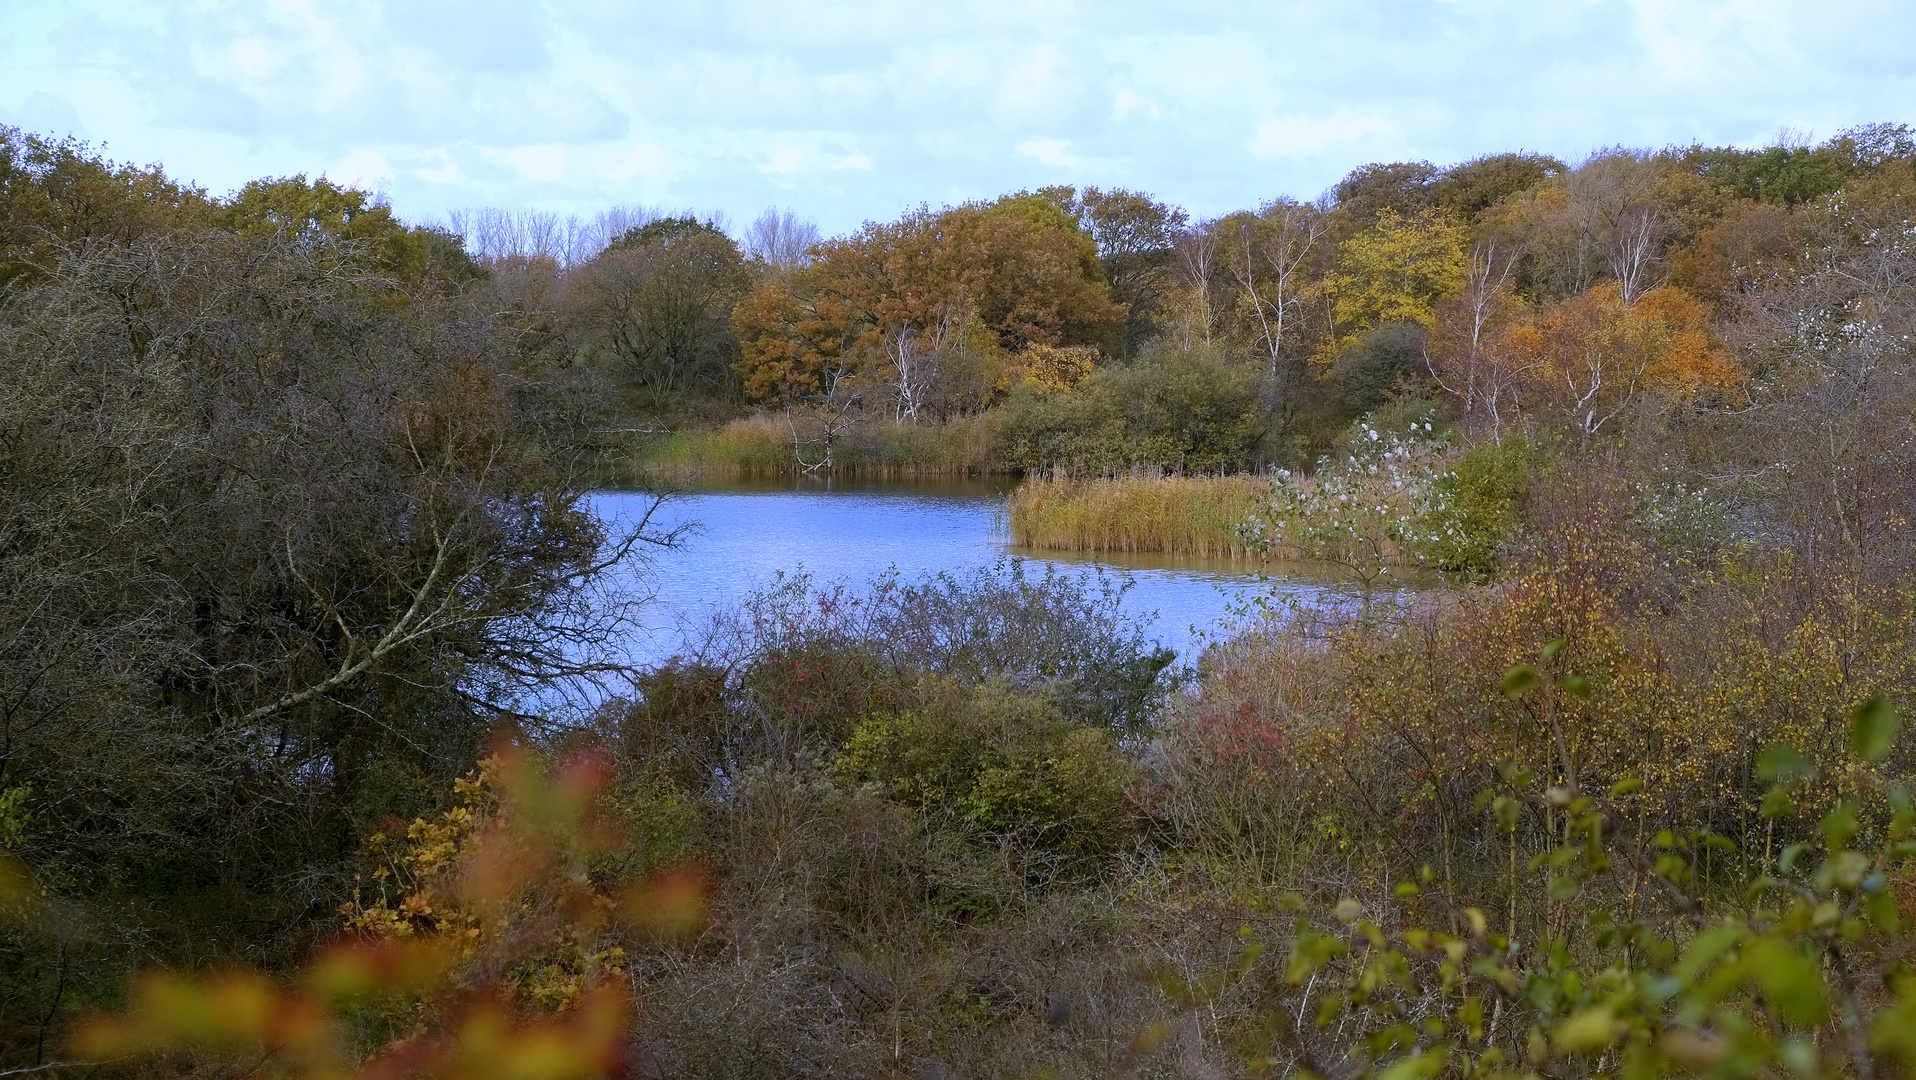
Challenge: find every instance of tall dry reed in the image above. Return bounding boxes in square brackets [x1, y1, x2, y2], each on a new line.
[625, 413, 1001, 481]
[1006, 475, 1271, 558]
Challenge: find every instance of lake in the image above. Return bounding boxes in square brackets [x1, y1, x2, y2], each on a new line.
[591, 477, 1350, 668]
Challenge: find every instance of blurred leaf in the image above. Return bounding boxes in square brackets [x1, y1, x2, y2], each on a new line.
[1556, 674, 1591, 700]
[619, 862, 714, 944]
[1822, 802, 1860, 850]
[1851, 695, 1900, 762]
[1757, 746, 1814, 782]
[1552, 1007, 1622, 1054]
[1741, 936, 1827, 1026]
[1501, 665, 1538, 698]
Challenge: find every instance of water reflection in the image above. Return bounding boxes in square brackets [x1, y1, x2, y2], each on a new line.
[591, 478, 1354, 668]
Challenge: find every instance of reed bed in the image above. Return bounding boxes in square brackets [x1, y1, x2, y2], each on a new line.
[1006, 474, 1273, 558]
[620, 413, 1001, 482]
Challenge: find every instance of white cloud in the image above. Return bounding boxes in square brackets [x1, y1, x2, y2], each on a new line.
[327, 148, 392, 190]
[5, 0, 1915, 236]
[495, 144, 569, 184]
[764, 146, 804, 175]
[1111, 87, 1159, 122]
[608, 143, 667, 181]
[1016, 137, 1078, 168]
[1248, 112, 1398, 159]
[827, 149, 873, 171]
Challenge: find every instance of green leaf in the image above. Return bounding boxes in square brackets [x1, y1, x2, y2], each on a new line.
[1377, 1049, 1447, 1080]
[1851, 694, 1900, 762]
[1610, 776, 1643, 797]
[1501, 665, 1538, 698]
[1557, 674, 1592, 700]
[1761, 786, 1796, 820]
[1540, 638, 1566, 662]
[1821, 802, 1860, 850]
[1741, 936, 1827, 1026]
[1757, 746, 1814, 782]
[1552, 1007, 1622, 1054]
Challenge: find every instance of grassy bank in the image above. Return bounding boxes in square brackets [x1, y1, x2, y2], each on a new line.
[611, 412, 1001, 483]
[1006, 474, 1272, 558]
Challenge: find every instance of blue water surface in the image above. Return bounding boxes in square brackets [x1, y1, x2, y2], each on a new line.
[590, 477, 1346, 668]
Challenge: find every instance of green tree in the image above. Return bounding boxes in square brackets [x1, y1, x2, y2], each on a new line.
[0, 127, 214, 294]
[570, 216, 749, 405]
[221, 174, 478, 286]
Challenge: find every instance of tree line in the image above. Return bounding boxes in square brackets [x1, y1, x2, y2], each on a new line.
[392, 123, 1916, 477]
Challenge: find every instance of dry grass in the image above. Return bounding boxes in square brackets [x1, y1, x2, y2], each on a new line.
[622, 413, 1001, 482]
[1006, 475, 1273, 558]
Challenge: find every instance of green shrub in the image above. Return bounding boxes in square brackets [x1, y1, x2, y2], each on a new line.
[1412, 435, 1535, 577]
[995, 347, 1262, 474]
[837, 682, 1135, 862]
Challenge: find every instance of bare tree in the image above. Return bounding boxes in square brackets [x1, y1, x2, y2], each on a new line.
[744, 208, 821, 272]
[1171, 222, 1223, 349]
[1607, 204, 1667, 305]
[1427, 237, 1525, 434]
[448, 204, 661, 267]
[1227, 199, 1328, 379]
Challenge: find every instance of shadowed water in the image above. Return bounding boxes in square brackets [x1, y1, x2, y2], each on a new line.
[591, 477, 1354, 669]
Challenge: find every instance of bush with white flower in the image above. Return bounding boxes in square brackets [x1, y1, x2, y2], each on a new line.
[1240, 415, 1452, 592]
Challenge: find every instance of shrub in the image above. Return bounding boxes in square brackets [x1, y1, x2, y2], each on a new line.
[994, 347, 1262, 475]
[1410, 434, 1536, 577]
[838, 681, 1137, 863]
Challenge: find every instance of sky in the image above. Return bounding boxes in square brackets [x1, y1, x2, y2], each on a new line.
[3, 0, 1913, 237]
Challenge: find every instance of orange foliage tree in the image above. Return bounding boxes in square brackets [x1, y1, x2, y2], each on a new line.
[1497, 282, 1739, 436]
[732, 202, 1121, 410]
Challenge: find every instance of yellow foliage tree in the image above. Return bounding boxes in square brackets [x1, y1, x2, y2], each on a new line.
[1009, 343, 1099, 395]
[1323, 207, 1467, 362]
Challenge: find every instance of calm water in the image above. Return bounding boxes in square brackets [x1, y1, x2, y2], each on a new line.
[591, 478, 1349, 668]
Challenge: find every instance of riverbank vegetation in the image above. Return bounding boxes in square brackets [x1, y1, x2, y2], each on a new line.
[12, 120, 1916, 1077]
[1008, 475, 1269, 558]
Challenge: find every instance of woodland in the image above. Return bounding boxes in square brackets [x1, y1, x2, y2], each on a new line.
[6, 122, 1916, 1077]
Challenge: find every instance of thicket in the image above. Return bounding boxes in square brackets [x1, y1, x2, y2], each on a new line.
[0, 127, 672, 1064]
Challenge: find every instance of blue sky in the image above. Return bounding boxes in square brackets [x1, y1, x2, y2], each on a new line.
[3, 1, 1912, 236]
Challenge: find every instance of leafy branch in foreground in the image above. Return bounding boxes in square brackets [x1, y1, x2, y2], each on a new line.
[1164, 646, 1916, 1079]
[69, 746, 711, 1080]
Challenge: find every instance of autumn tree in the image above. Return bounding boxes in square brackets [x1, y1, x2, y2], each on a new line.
[1503, 282, 1737, 436]
[1325, 207, 1467, 359]
[732, 200, 1120, 415]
